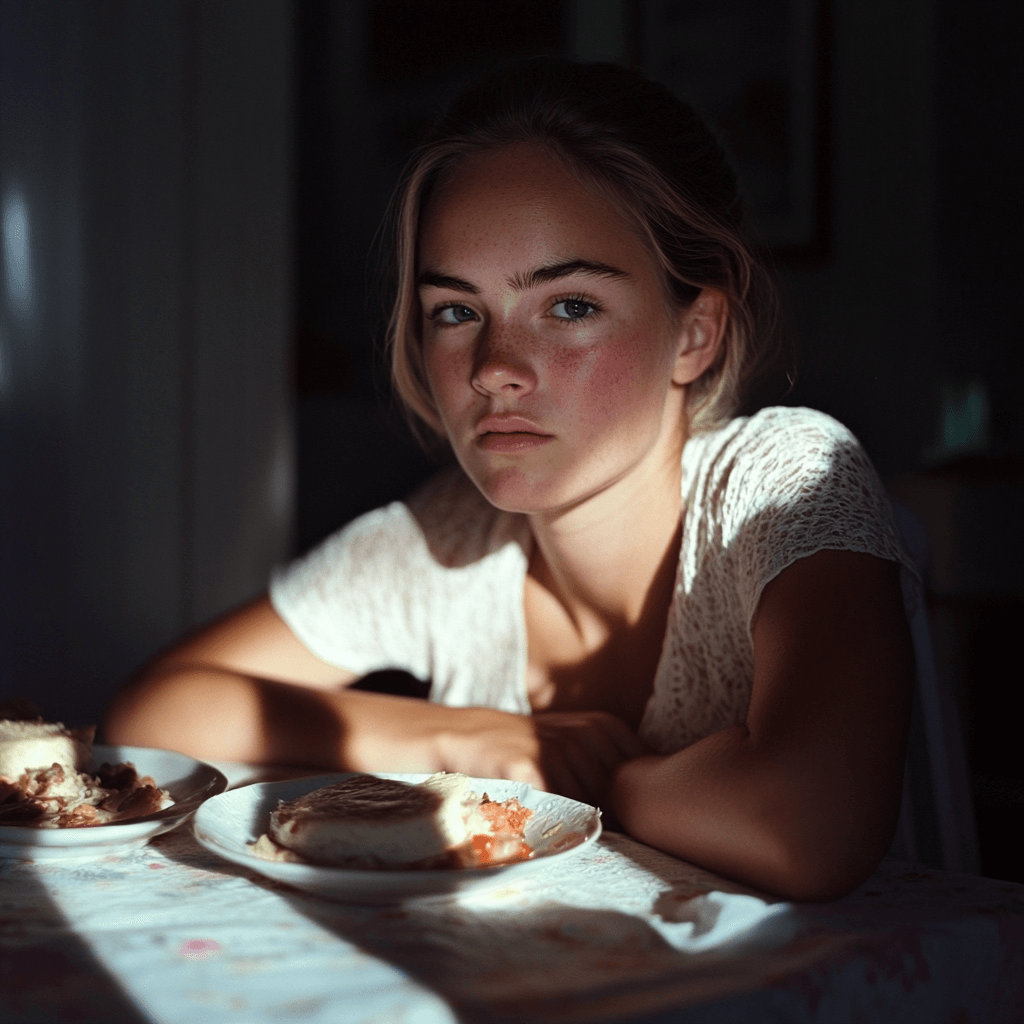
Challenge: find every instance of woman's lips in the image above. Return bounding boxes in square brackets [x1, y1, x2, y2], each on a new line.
[474, 415, 553, 453]
[477, 431, 553, 453]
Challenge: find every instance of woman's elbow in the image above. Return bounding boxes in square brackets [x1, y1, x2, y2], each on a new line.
[766, 856, 875, 903]
[102, 670, 177, 747]
[760, 815, 895, 902]
[102, 666, 227, 754]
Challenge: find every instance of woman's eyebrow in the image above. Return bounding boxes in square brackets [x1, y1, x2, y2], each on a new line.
[417, 270, 479, 293]
[417, 259, 629, 295]
[510, 258, 630, 290]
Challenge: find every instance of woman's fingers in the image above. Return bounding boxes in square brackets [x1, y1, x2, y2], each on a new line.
[539, 736, 607, 804]
[484, 734, 595, 803]
[533, 713, 647, 805]
[535, 712, 646, 767]
[587, 712, 649, 759]
[433, 706, 646, 806]
[534, 721, 619, 794]
[496, 753, 548, 793]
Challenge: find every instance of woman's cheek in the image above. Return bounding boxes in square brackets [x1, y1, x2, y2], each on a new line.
[425, 343, 468, 413]
[564, 333, 661, 429]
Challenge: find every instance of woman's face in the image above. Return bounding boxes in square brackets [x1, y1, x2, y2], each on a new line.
[417, 145, 693, 515]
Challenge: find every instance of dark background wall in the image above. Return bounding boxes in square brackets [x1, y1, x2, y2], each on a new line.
[1, 0, 294, 727]
[1, 0, 1021, 877]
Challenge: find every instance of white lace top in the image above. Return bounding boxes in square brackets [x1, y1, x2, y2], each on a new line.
[271, 407, 917, 754]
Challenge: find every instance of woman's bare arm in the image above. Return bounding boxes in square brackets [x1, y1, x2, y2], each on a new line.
[103, 595, 643, 784]
[104, 595, 356, 763]
[609, 549, 915, 901]
[103, 595, 517, 770]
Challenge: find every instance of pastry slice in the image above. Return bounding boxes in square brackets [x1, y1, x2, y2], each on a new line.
[265, 773, 472, 867]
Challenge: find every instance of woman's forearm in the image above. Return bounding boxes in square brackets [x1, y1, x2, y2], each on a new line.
[103, 667, 462, 771]
[610, 725, 900, 901]
[103, 666, 562, 786]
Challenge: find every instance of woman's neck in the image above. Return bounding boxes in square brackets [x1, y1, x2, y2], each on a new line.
[526, 433, 685, 646]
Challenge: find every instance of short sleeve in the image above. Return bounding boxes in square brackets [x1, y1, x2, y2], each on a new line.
[644, 406, 918, 754]
[269, 502, 435, 679]
[268, 468, 533, 712]
[721, 407, 917, 624]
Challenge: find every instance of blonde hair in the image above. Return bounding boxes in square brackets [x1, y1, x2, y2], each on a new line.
[386, 57, 779, 442]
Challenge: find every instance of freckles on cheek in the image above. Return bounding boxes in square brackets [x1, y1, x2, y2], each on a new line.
[546, 343, 600, 387]
[425, 346, 464, 404]
[557, 339, 657, 431]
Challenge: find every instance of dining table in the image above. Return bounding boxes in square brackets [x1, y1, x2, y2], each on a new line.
[2, 760, 1023, 1024]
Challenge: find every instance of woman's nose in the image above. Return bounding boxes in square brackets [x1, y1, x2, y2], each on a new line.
[471, 328, 537, 398]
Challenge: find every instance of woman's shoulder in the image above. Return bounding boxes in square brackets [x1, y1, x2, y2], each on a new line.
[269, 466, 530, 671]
[683, 406, 869, 497]
[687, 405, 857, 460]
[681, 405, 899, 546]
[683, 404, 911, 575]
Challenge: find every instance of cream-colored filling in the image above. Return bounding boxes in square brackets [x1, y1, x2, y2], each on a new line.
[0, 720, 91, 779]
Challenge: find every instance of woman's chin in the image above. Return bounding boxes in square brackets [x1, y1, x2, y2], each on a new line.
[475, 483, 557, 515]
[465, 467, 607, 517]
[464, 468, 566, 515]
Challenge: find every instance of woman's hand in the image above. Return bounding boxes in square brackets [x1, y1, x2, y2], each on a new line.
[432, 707, 646, 807]
[533, 711, 648, 806]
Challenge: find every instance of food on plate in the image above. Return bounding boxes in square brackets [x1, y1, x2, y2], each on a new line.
[0, 711, 172, 828]
[249, 772, 534, 869]
[0, 718, 93, 780]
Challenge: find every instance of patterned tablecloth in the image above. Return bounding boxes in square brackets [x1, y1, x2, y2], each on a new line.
[2, 767, 1023, 1024]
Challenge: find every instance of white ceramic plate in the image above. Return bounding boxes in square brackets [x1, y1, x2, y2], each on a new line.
[0, 745, 227, 861]
[194, 772, 602, 903]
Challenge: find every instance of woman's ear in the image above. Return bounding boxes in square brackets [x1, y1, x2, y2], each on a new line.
[671, 288, 728, 386]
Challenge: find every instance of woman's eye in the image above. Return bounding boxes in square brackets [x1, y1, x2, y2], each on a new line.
[433, 304, 477, 325]
[551, 299, 596, 321]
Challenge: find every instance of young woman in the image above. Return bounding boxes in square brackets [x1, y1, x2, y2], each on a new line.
[105, 58, 916, 901]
